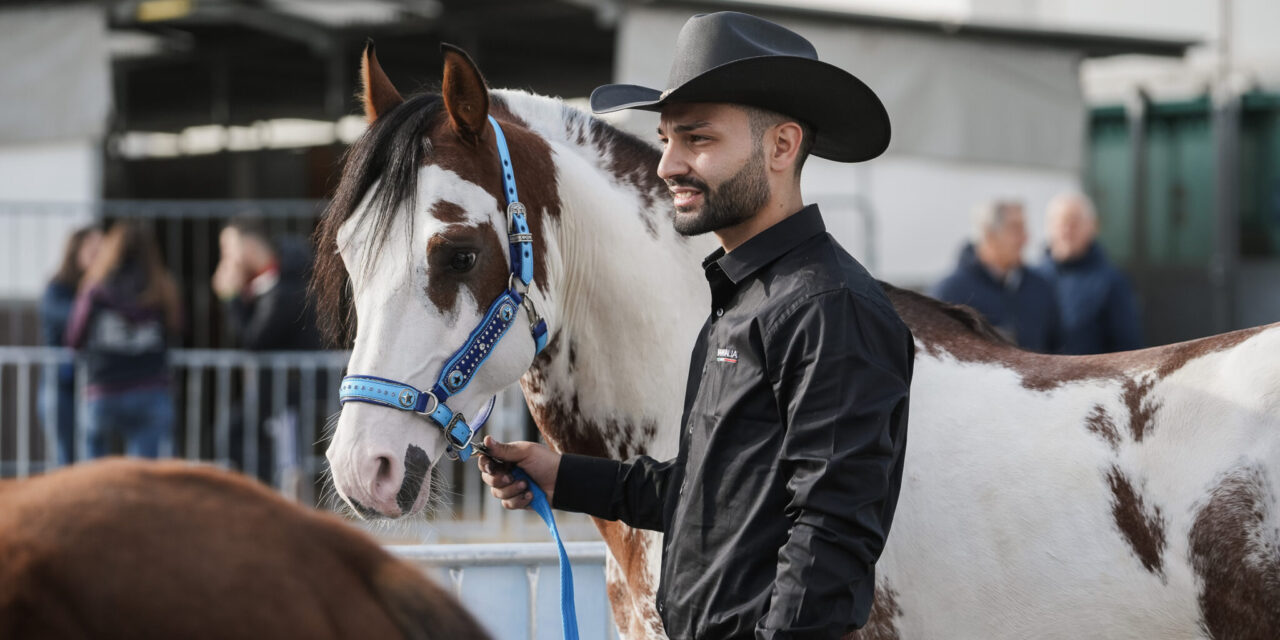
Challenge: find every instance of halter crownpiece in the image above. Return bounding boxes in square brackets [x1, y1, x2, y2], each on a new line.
[338, 115, 548, 462]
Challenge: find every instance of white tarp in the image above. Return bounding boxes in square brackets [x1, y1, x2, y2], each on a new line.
[614, 7, 1086, 171]
[0, 3, 110, 145]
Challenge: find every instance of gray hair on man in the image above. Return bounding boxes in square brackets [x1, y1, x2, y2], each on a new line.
[1046, 191, 1098, 224]
[970, 199, 1025, 244]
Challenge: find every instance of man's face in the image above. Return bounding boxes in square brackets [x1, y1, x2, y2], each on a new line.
[656, 103, 770, 236]
[219, 227, 244, 266]
[1047, 199, 1097, 262]
[985, 206, 1028, 269]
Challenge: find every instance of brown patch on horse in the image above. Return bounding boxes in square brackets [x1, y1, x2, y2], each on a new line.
[424, 221, 509, 317]
[441, 44, 489, 140]
[585, 117, 669, 237]
[883, 283, 1273, 391]
[430, 200, 468, 224]
[1122, 376, 1160, 442]
[1189, 464, 1280, 640]
[0, 458, 489, 639]
[847, 583, 904, 639]
[1105, 466, 1167, 577]
[1085, 404, 1121, 451]
[597, 521, 666, 639]
[361, 41, 404, 123]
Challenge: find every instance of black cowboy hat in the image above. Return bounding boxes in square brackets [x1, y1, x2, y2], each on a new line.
[590, 11, 890, 163]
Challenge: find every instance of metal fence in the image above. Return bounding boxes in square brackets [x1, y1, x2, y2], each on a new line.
[0, 346, 602, 543]
[1, 199, 325, 348]
[393, 542, 620, 640]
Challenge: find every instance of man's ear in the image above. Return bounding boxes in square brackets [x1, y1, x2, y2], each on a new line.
[440, 43, 490, 141]
[360, 40, 404, 123]
[768, 121, 805, 175]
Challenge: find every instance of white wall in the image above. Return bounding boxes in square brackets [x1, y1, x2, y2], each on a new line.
[0, 141, 101, 298]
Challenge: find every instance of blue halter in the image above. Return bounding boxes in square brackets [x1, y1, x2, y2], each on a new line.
[339, 115, 548, 463]
[338, 116, 578, 640]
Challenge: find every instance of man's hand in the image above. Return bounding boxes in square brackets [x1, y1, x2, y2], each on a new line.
[211, 258, 247, 301]
[477, 435, 560, 510]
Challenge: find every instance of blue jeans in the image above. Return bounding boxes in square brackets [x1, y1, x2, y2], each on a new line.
[85, 387, 174, 459]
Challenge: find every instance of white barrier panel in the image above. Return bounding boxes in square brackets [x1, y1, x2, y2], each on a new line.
[391, 542, 620, 640]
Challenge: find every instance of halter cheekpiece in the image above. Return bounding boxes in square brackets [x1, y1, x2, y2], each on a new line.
[338, 115, 549, 461]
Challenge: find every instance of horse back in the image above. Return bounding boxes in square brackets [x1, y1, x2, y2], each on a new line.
[0, 458, 489, 640]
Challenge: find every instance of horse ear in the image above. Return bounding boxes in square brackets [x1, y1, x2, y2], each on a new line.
[440, 43, 490, 141]
[361, 40, 404, 123]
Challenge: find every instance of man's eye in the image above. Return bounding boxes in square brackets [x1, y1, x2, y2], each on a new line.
[689, 135, 709, 143]
[449, 251, 477, 273]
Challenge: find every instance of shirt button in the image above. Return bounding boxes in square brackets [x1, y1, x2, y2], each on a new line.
[715, 308, 724, 318]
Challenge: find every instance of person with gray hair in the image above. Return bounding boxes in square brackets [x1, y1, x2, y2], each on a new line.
[932, 199, 1063, 352]
[1035, 192, 1142, 354]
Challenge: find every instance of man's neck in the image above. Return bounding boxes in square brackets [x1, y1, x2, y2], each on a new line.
[715, 189, 805, 252]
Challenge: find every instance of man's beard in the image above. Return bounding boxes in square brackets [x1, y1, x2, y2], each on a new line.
[669, 149, 770, 237]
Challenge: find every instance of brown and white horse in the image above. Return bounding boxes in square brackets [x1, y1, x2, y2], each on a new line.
[317, 44, 1280, 639]
[0, 458, 490, 639]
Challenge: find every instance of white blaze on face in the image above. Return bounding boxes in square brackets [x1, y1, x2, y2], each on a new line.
[326, 164, 539, 518]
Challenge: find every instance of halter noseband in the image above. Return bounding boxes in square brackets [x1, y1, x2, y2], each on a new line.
[338, 115, 549, 461]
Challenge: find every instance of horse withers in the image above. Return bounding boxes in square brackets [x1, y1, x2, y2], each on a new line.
[0, 459, 490, 639]
[315, 42, 1280, 639]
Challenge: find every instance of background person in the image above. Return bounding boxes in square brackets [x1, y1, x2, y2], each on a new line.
[39, 225, 102, 465]
[1037, 192, 1143, 354]
[932, 199, 1062, 353]
[66, 220, 181, 459]
[212, 216, 319, 485]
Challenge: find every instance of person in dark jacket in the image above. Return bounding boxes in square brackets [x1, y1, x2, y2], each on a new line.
[1036, 192, 1142, 354]
[477, 12, 914, 639]
[932, 200, 1063, 353]
[66, 221, 182, 459]
[212, 216, 320, 484]
[40, 225, 102, 465]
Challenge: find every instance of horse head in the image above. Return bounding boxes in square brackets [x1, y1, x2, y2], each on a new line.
[314, 43, 558, 518]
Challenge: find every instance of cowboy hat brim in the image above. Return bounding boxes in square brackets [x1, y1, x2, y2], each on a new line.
[590, 56, 890, 162]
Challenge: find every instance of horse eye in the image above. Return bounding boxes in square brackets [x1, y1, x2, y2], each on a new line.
[450, 251, 477, 273]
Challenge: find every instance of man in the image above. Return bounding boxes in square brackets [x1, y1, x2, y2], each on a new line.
[932, 200, 1062, 353]
[479, 12, 914, 639]
[1037, 192, 1142, 354]
[212, 217, 319, 351]
[212, 216, 320, 485]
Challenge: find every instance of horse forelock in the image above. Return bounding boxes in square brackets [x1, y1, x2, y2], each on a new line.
[312, 90, 568, 347]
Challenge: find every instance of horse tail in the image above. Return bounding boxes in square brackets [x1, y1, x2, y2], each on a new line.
[369, 554, 493, 640]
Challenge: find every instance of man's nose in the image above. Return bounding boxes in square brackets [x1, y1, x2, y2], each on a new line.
[657, 145, 687, 181]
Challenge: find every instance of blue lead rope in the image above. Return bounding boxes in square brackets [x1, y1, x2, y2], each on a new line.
[513, 467, 579, 640]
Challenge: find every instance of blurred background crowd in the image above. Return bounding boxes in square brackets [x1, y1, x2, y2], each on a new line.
[2, 0, 1278, 531]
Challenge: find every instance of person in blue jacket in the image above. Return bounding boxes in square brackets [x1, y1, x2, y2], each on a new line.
[39, 225, 102, 465]
[932, 199, 1062, 353]
[1037, 192, 1142, 354]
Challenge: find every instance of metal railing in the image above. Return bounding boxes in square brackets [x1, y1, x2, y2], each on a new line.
[392, 542, 619, 640]
[0, 346, 602, 543]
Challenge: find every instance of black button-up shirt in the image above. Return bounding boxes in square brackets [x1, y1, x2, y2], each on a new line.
[554, 205, 914, 639]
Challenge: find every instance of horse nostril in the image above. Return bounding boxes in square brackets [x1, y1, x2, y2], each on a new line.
[375, 456, 393, 482]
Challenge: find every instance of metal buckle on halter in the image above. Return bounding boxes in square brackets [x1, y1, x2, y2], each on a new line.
[521, 294, 542, 325]
[444, 411, 475, 460]
[508, 272, 529, 294]
[413, 391, 440, 416]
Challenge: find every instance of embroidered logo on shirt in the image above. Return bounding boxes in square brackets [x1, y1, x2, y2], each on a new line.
[715, 348, 738, 364]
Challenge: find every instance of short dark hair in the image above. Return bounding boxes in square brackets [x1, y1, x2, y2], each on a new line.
[742, 105, 814, 176]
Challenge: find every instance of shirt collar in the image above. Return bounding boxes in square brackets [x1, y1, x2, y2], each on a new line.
[702, 204, 827, 285]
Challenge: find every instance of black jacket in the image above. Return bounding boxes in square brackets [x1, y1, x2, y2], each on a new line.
[554, 206, 914, 639]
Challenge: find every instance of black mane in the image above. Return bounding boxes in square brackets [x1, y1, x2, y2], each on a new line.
[311, 92, 445, 345]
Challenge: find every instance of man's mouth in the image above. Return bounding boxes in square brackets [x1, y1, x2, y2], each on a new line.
[672, 189, 703, 209]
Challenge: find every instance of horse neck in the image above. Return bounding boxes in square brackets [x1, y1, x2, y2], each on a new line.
[512, 98, 715, 459]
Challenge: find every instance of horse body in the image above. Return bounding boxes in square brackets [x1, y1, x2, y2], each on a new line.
[320, 46, 1279, 639]
[0, 458, 490, 639]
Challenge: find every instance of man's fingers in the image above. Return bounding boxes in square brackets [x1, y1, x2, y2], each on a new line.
[501, 491, 534, 510]
[489, 480, 528, 501]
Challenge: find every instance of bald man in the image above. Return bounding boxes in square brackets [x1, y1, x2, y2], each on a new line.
[1037, 193, 1142, 354]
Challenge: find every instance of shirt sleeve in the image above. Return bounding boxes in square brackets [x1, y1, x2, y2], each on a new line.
[552, 453, 677, 532]
[757, 290, 912, 639]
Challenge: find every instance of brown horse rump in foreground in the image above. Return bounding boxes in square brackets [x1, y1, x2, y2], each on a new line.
[0, 458, 489, 640]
